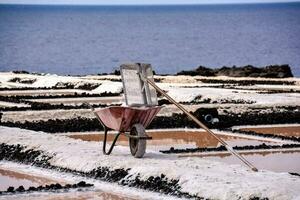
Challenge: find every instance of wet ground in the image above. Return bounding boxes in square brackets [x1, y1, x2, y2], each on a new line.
[188, 150, 300, 173]
[240, 125, 300, 137]
[1, 190, 136, 200]
[0, 168, 63, 190]
[66, 130, 280, 151]
[0, 166, 136, 200]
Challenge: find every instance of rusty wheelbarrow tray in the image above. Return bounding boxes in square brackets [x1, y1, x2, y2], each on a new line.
[91, 105, 162, 157]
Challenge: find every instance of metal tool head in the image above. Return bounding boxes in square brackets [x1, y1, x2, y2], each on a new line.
[120, 63, 158, 106]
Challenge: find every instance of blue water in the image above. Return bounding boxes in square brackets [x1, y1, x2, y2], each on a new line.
[0, 3, 300, 76]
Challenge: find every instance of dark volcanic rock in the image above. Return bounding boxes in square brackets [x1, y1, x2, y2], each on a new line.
[177, 64, 294, 78]
[216, 65, 293, 78]
[2, 107, 300, 133]
[1, 117, 103, 133]
[77, 181, 87, 187]
[0, 181, 94, 196]
[28, 186, 37, 191]
[111, 69, 121, 75]
[15, 186, 25, 192]
[12, 70, 30, 74]
[264, 65, 293, 78]
[177, 66, 215, 76]
[8, 77, 36, 84]
[289, 172, 300, 177]
[216, 65, 261, 77]
[6, 187, 14, 193]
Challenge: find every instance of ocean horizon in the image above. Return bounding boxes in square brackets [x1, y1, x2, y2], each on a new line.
[0, 3, 300, 76]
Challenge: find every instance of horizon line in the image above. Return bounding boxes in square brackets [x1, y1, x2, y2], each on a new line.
[1, 1, 300, 6]
[0, 0, 300, 6]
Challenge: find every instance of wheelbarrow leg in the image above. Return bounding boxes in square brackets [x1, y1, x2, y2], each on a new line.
[102, 126, 121, 155]
[87, 104, 121, 156]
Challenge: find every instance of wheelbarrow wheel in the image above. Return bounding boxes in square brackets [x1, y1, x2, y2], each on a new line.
[129, 123, 146, 158]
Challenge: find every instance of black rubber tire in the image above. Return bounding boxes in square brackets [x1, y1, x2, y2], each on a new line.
[129, 123, 146, 158]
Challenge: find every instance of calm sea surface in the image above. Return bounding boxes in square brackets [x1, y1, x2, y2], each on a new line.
[0, 3, 300, 76]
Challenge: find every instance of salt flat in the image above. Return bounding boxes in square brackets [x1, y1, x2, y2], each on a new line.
[1, 126, 300, 200]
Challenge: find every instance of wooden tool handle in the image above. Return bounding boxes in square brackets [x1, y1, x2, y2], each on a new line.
[145, 77, 258, 172]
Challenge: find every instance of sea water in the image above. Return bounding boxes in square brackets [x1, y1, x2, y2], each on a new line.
[0, 3, 299, 76]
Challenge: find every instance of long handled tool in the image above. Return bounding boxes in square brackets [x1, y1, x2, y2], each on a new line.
[143, 76, 258, 172]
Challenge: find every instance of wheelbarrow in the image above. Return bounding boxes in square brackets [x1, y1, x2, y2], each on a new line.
[87, 63, 161, 158]
[91, 105, 162, 158]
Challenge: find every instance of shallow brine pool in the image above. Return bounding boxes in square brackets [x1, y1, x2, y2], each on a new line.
[182, 150, 300, 173]
[0, 167, 136, 200]
[239, 125, 300, 137]
[1, 190, 136, 200]
[66, 130, 279, 151]
[0, 168, 60, 191]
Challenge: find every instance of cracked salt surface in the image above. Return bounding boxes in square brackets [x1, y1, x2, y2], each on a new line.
[1, 126, 300, 200]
